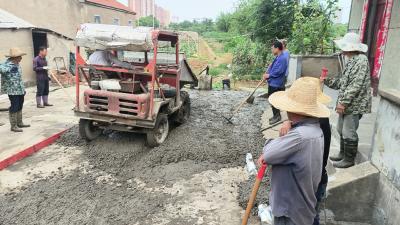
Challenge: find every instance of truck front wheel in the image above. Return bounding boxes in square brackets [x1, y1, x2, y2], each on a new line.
[173, 91, 190, 125]
[146, 114, 169, 147]
[79, 119, 102, 141]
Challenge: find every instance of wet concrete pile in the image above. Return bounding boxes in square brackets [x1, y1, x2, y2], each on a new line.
[237, 171, 271, 215]
[0, 90, 269, 224]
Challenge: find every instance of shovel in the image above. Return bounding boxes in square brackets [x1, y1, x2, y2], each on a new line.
[223, 80, 265, 124]
[241, 163, 268, 225]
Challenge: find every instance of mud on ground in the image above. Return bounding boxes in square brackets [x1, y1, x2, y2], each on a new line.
[0, 90, 269, 225]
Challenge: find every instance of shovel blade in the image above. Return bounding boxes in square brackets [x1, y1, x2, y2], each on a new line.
[246, 96, 255, 104]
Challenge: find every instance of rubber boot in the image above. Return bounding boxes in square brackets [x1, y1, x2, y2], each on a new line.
[9, 113, 23, 132]
[37, 96, 44, 108]
[333, 139, 358, 168]
[329, 136, 344, 161]
[17, 111, 30, 128]
[43, 95, 53, 107]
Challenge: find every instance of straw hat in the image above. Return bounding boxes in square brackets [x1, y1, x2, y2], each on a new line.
[299, 77, 332, 104]
[268, 78, 330, 118]
[334, 33, 368, 53]
[5, 47, 27, 58]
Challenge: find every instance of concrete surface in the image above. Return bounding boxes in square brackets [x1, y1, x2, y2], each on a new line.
[0, 0, 135, 39]
[348, 0, 364, 33]
[0, 90, 268, 225]
[0, 85, 84, 167]
[326, 162, 379, 223]
[0, 29, 36, 86]
[371, 173, 400, 225]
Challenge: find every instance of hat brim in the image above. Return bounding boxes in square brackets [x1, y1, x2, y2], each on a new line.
[5, 53, 27, 58]
[334, 39, 368, 53]
[269, 91, 330, 118]
[317, 93, 332, 105]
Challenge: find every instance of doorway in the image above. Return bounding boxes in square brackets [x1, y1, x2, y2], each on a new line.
[363, 0, 387, 95]
[32, 31, 48, 57]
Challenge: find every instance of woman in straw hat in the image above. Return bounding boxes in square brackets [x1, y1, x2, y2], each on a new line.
[0, 47, 30, 132]
[279, 77, 332, 225]
[257, 78, 330, 225]
[321, 32, 372, 168]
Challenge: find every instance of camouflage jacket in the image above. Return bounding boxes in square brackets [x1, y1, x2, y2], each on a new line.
[0, 60, 25, 95]
[325, 54, 372, 114]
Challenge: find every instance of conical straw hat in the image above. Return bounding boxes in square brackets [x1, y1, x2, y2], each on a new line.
[268, 78, 330, 118]
[299, 77, 332, 104]
[5, 48, 27, 58]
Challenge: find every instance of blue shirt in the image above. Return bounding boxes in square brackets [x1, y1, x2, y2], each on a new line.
[267, 53, 288, 88]
[263, 118, 324, 225]
[282, 50, 290, 77]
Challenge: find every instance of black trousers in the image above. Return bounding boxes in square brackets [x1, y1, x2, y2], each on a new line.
[267, 85, 285, 117]
[319, 117, 331, 185]
[8, 95, 24, 113]
[36, 79, 49, 97]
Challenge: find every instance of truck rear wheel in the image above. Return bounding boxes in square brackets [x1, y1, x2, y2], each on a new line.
[79, 119, 102, 141]
[146, 114, 169, 147]
[173, 91, 190, 125]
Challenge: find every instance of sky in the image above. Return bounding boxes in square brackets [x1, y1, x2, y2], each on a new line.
[118, 0, 352, 24]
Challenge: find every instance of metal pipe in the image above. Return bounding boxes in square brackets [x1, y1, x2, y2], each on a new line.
[75, 46, 80, 109]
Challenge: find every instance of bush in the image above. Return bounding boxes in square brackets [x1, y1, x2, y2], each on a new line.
[209, 67, 224, 77]
[231, 37, 272, 80]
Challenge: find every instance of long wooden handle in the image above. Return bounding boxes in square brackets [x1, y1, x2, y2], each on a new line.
[232, 80, 265, 115]
[49, 71, 75, 104]
[249, 80, 265, 98]
[241, 164, 267, 225]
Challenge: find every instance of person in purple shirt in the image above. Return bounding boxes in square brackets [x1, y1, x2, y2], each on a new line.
[33, 47, 53, 108]
[263, 40, 288, 125]
[280, 39, 290, 78]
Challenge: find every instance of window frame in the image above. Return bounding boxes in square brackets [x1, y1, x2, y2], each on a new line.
[94, 15, 101, 24]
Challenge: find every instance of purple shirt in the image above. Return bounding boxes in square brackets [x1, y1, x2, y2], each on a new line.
[33, 56, 48, 81]
[266, 53, 288, 88]
[263, 118, 324, 225]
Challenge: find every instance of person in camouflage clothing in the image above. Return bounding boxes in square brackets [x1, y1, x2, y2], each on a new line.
[0, 48, 30, 132]
[322, 33, 372, 168]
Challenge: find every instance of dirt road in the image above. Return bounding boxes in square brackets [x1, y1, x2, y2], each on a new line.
[0, 90, 268, 225]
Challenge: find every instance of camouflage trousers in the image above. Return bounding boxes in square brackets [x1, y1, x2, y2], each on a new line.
[337, 114, 362, 142]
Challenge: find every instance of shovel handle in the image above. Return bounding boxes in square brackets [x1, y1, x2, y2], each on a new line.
[232, 80, 265, 115]
[241, 163, 268, 225]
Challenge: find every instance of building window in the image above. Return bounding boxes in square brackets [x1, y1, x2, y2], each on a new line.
[113, 18, 120, 25]
[128, 20, 133, 26]
[94, 15, 101, 24]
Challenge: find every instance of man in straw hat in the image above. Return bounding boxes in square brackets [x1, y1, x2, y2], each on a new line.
[0, 47, 30, 132]
[257, 78, 330, 225]
[321, 32, 371, 168]
[279, 77, 332, 225]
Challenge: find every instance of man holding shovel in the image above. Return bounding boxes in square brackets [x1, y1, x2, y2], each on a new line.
[279, 77, 332, 225]
[33, 46, 53, 108]
[257, 78, 330, 225]
[263, 40, 288, 125]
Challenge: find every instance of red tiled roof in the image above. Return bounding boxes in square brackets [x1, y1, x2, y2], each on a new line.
[86, 0, 135, 14]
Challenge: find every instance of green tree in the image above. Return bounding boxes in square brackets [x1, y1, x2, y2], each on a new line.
[137, 16, 160, 28]
[290, 0, 339, 54]
[216, 13, 232, 32]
